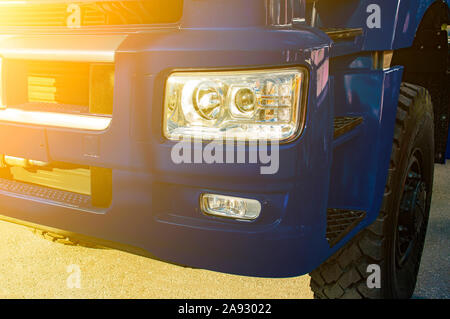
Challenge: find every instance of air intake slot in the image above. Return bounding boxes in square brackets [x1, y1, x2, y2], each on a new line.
[0, 155, 112, 210]
[0, 0, 183, 27]
[28, 61, 90, 108]
[2, 60, 114, 116]
[326, 209, 366, 246]
[333, 117, 363, 139]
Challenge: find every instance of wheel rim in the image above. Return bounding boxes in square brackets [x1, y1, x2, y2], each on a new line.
[395, 152, 427, 269]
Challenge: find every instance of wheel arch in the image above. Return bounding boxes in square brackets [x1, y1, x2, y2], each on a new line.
[391, 0, 449, 163]
[393, 0, 450, 49]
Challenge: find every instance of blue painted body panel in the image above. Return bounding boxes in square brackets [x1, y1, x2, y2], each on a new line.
[327, 67, 403, 245]
[0, 0, 442, 277]
[0, 27, 335, 277]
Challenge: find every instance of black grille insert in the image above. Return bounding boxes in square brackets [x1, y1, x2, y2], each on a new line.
[333, 117, 363, 139]
[326, 209, 366, 246]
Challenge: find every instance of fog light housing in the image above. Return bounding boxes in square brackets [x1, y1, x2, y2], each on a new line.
[201, 194, 261, 220]
[163, 68, 307, 141]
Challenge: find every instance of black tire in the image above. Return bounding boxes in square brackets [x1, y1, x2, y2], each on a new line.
[310, 83, 435, 299]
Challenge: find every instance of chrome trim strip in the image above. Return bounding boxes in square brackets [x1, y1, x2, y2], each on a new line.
[0, 108, 111, 131]
[0, 34, 125, 62]
[0, 48, 115, 62]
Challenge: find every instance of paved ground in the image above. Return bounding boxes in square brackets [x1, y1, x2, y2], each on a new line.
[413, 163, 450, 299]
[0, 164, 448, 299]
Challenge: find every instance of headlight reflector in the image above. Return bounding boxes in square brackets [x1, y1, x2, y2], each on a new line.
[163, 68, 307, 141]
[193, 81, 224, 120]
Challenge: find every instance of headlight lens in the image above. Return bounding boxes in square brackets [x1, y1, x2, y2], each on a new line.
[163, 68, 307, 141]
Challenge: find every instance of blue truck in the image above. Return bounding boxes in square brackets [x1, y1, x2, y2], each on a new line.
[0, 0, 448, 299]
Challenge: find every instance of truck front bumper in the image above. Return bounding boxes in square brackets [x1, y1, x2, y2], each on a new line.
[0, 27, 334, 277]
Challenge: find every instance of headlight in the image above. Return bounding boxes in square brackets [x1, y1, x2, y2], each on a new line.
[163, 68, 307, 141]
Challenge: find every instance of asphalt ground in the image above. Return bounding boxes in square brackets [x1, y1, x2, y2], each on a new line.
[0, 163, 448, 299]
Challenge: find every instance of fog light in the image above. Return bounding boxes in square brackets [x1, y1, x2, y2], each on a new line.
[201, 194, 261, 220]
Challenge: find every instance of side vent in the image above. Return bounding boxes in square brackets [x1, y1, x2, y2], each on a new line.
[333, 117, 363, 139]
[321, 28, 364, 41]
[326, 209, 366, 246]
[0, 1, 183, 27]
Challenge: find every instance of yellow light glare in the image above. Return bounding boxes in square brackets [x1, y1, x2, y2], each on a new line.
[0, 48, 115, 63]
[0, 57, 4, 109]
[0, 1, 28, 5]
[3, 155, 27, 167]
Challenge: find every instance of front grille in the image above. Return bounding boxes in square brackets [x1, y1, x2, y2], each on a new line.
[0, 177, 93, 210]
[326, 209, 366, 246]
[321, 28, 364, 41]
[0, 0, 183, 27]
[0, 157, 113, 210]
[28, 61, 90, 108]
[333, 117, 363, 138]
[2, 60, 114, 116]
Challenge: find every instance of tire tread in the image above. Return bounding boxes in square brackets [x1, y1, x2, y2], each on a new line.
[310, 83, 427, 299]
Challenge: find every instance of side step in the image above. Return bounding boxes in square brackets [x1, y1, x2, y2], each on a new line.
[0, 178, 103, 213]
[322, 28, 364, 41]
[326, 209, 366, 247]
[334, 117, 363, 139]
